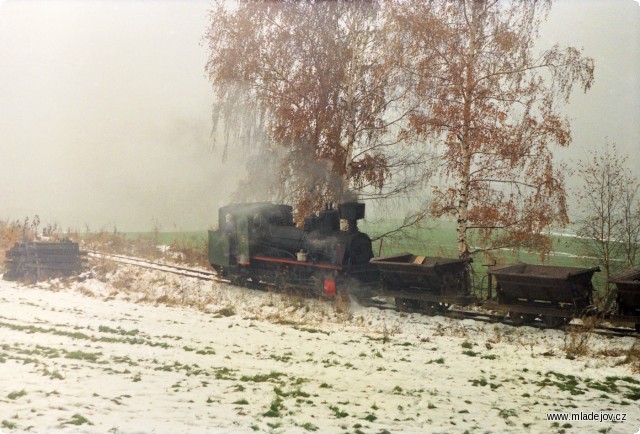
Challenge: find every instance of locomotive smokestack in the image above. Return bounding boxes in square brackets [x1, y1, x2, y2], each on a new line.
[338, 202, 365, 233]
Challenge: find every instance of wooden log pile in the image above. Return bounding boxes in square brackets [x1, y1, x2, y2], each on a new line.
[3, 241, 87, 281]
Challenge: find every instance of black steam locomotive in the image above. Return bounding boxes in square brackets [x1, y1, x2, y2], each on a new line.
[208, 202, 377, 296]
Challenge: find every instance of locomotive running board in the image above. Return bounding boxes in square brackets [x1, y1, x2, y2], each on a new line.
[251, 256, 342, 271]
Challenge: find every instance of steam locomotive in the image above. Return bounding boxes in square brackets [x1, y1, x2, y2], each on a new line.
[208, 202, 378, 296]
[208, 201, 640, 331]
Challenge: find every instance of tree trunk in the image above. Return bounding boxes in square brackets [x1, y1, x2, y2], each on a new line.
[343, 74, 356, 200]
[342, 22, 361, 201]
[456, 1, 479, 261]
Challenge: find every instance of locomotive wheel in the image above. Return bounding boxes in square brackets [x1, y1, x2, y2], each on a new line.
[509, 312, 537, 326]
[541, 315, 565, 328]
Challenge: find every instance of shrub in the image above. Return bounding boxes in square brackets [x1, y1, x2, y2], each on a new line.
[563, 327, 593, 359]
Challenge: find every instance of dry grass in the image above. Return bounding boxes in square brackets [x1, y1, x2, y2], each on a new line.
[169, 235, 208, 268]
[334, 291, 351, 316]
[595, 347, 627, 358]
[76, 285, 96, 298]
[82, 228, 208, 270]
[620, 341, 640, 373]
[562, 317, 597, 359]
[82, 229, 162, 259]
[95, 265, 218, 310]
[0, 218, 34, 269]
[380, 320, 403, 343]
[92, 258, 120, 282]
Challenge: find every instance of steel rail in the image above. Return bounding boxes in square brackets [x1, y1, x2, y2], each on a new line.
[87, 251, 226, 282]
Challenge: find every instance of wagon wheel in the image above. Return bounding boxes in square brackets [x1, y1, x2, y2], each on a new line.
[395, 297, 420, 312]
[509, 312, 537, 326]
[420, 302, 438, 316]
[436, 302, 450, 315]
[420, 302, 448, 316]
[541, 315, 565, 328]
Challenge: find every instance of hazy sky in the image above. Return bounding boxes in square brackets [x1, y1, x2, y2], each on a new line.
[539, 0, 640, 175]
[0, 0, 245, 231]
[0, 0, 638, 231]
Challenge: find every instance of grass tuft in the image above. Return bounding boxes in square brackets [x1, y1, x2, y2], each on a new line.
[7, 389, 27, 400]
[62, 413, 92, 426]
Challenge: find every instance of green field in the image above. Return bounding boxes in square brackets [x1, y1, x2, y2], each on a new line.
[121, 231, 207, 246]
[361, 220, 592, 267]
[120, 221, 619, 295]
[360, 219, 616, 294]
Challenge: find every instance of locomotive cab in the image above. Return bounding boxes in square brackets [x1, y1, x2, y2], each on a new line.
[208, 203, 294, 275]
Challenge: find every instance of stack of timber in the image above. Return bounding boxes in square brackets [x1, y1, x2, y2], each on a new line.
[3, 241, 87, 281]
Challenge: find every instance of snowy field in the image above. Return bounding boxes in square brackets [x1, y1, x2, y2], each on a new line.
[0, 262, 639, 434]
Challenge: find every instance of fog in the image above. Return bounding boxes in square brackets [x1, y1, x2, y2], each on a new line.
[0, 0, 638, 232]
[539, 0, 640, 182]
[0, 0, 245, 231]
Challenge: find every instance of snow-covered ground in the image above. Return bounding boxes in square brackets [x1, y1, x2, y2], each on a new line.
[0, 262, 639, 434]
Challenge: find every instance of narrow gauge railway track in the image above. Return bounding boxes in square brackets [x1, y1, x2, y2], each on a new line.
[87, 251, 637, 337]
[364, 298, 637, 337]
[87, 251, 225, 282]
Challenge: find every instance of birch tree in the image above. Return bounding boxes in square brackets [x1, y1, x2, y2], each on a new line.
[618, 173, 640, 269]
[391, 0, 594, 260]
[205, 0, 425, 221]
[576, 143, 640, 296]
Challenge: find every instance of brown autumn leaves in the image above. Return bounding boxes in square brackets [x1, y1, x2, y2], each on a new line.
[204, 0, 596, 260]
